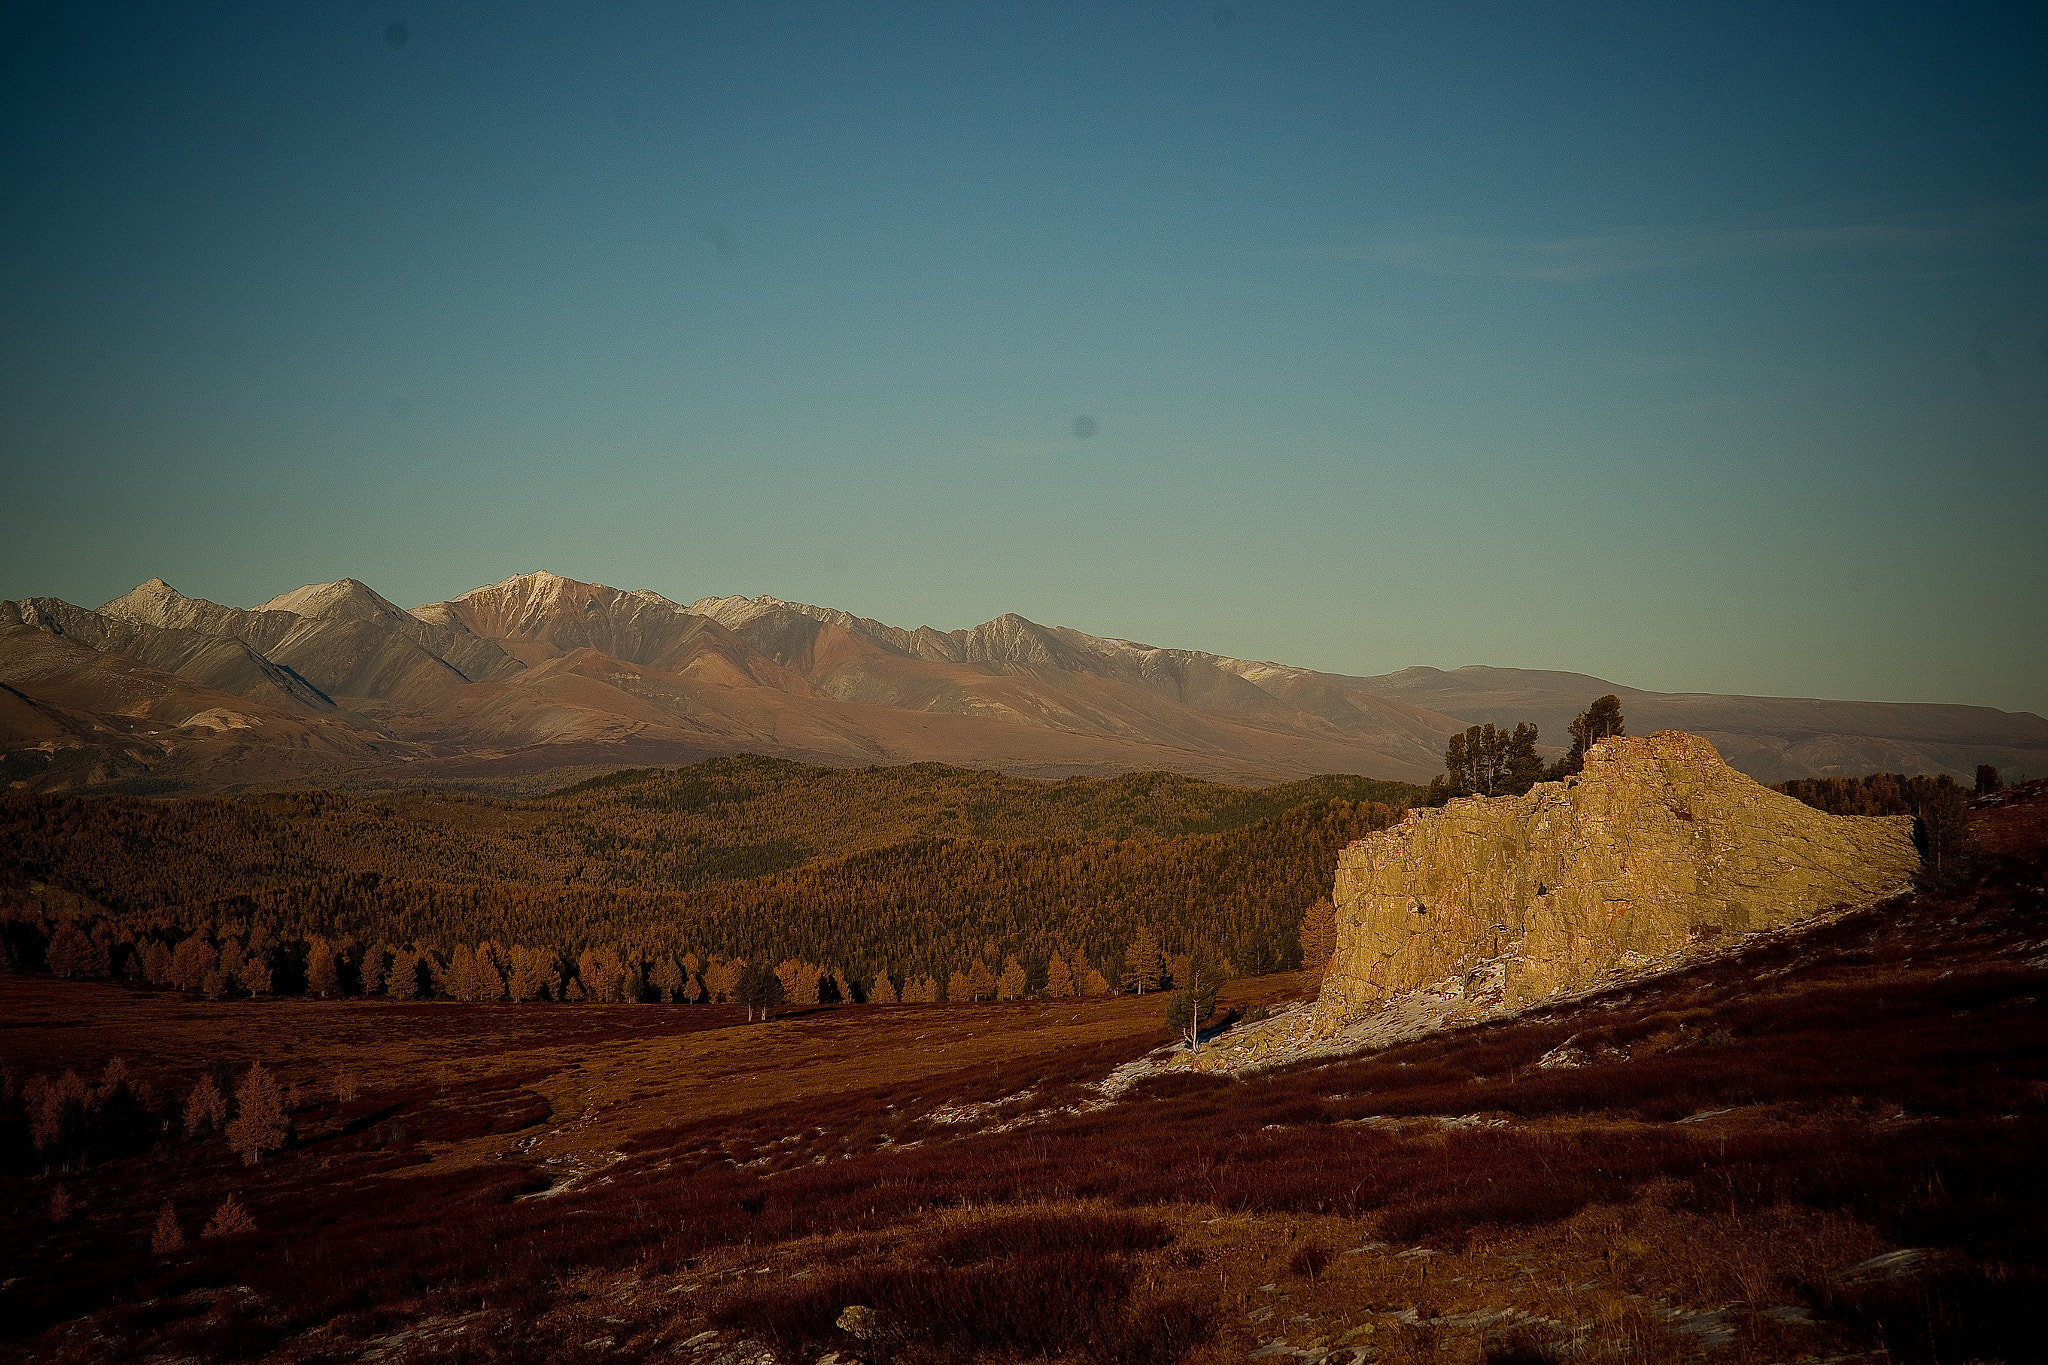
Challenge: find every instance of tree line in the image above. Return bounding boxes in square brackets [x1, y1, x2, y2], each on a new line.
[1, 784, 1403, 1011]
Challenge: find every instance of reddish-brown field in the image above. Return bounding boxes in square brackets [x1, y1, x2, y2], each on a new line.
[2, 794, 2044, 1365]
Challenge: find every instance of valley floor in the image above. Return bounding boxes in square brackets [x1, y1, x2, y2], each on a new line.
[2, 795, 2044, 1365]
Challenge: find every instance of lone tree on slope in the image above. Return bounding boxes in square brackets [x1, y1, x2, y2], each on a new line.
[1164, 944, 1223, 1051]
[224, 1063, 289, 1166]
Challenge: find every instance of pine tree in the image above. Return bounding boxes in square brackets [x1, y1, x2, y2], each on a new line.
[1915, 778, 1977, 883]
[1502, 723, 1546, 793]
[361, 942, 394, 995]
[202, 1193, 256, 1239]
[1975, 764, 2003, 796]
[1556, 696, 1627, 777]
[151, 1200, 185, 1253]
[1164, 943, 1221, 1050]
[225, 1063, 289, 1166]
[736, 959, 781, 1021]
[1443, 722, 1544, 797]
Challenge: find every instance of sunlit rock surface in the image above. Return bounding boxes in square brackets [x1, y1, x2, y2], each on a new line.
[1315, 731, 1920, 1029]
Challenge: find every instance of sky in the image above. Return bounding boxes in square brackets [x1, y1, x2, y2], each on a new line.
[3, 1, 2044, 715]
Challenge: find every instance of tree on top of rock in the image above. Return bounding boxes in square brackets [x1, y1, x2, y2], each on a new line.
[1444, 723, 1544, 797]
[1556, 695, 1627, 777]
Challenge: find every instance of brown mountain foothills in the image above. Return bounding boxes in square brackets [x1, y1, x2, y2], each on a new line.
[1, 780, 2043, 1365]
[6, 570, 2044, 793]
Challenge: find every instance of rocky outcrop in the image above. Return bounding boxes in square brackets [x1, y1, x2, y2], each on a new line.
[1315, 731, 1920, 1029]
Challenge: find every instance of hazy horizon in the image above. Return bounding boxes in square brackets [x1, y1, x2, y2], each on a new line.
[4, 2, 2043, 714]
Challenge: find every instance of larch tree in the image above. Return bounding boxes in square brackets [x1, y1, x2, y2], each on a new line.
[966, 957, 998, 1002]
[650, 956, 685, 1002]
[183, 1074, 228, 1138]
[385, 949, 421, 1000]
[997, 955, 1028, 1000]
[1045, 951, 1075, 998]
[1125, 925, 1162, 994]
[224, 1063, 289, 1166]
[1299, 896, 1338, 977]
[305, 938, 340, 998]
[202, 1194, 256, 1239]
[471, 942, 507, 1001]
[170, 936, 217, 992]
[150, 1200, 184, 1253]
[45, 924, 94, 977]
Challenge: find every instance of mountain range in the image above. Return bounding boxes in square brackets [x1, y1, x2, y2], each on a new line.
[3, 570, 2042, 793]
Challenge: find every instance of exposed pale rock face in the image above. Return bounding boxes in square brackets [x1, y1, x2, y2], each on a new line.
[1316, 731, 1920, 1028]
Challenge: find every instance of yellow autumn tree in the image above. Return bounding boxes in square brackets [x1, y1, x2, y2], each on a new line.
[224, 1063, 289, 1166]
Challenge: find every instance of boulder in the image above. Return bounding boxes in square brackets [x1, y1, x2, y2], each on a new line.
[1317, 731, 1919, 1028]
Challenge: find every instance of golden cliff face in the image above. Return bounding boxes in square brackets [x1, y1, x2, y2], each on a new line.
[1317, 731, 1920, 1027]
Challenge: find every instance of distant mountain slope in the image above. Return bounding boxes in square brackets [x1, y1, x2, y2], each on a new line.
[0, 604, 405, 791]
[1349, 665, 2048, 784]
[1, 570, 2040, 791]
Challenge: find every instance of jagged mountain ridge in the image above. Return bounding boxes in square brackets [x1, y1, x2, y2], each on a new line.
[2, 569, 2043, 793]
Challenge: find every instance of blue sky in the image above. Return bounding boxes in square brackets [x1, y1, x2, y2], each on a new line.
[3, 1, 2044, 713]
